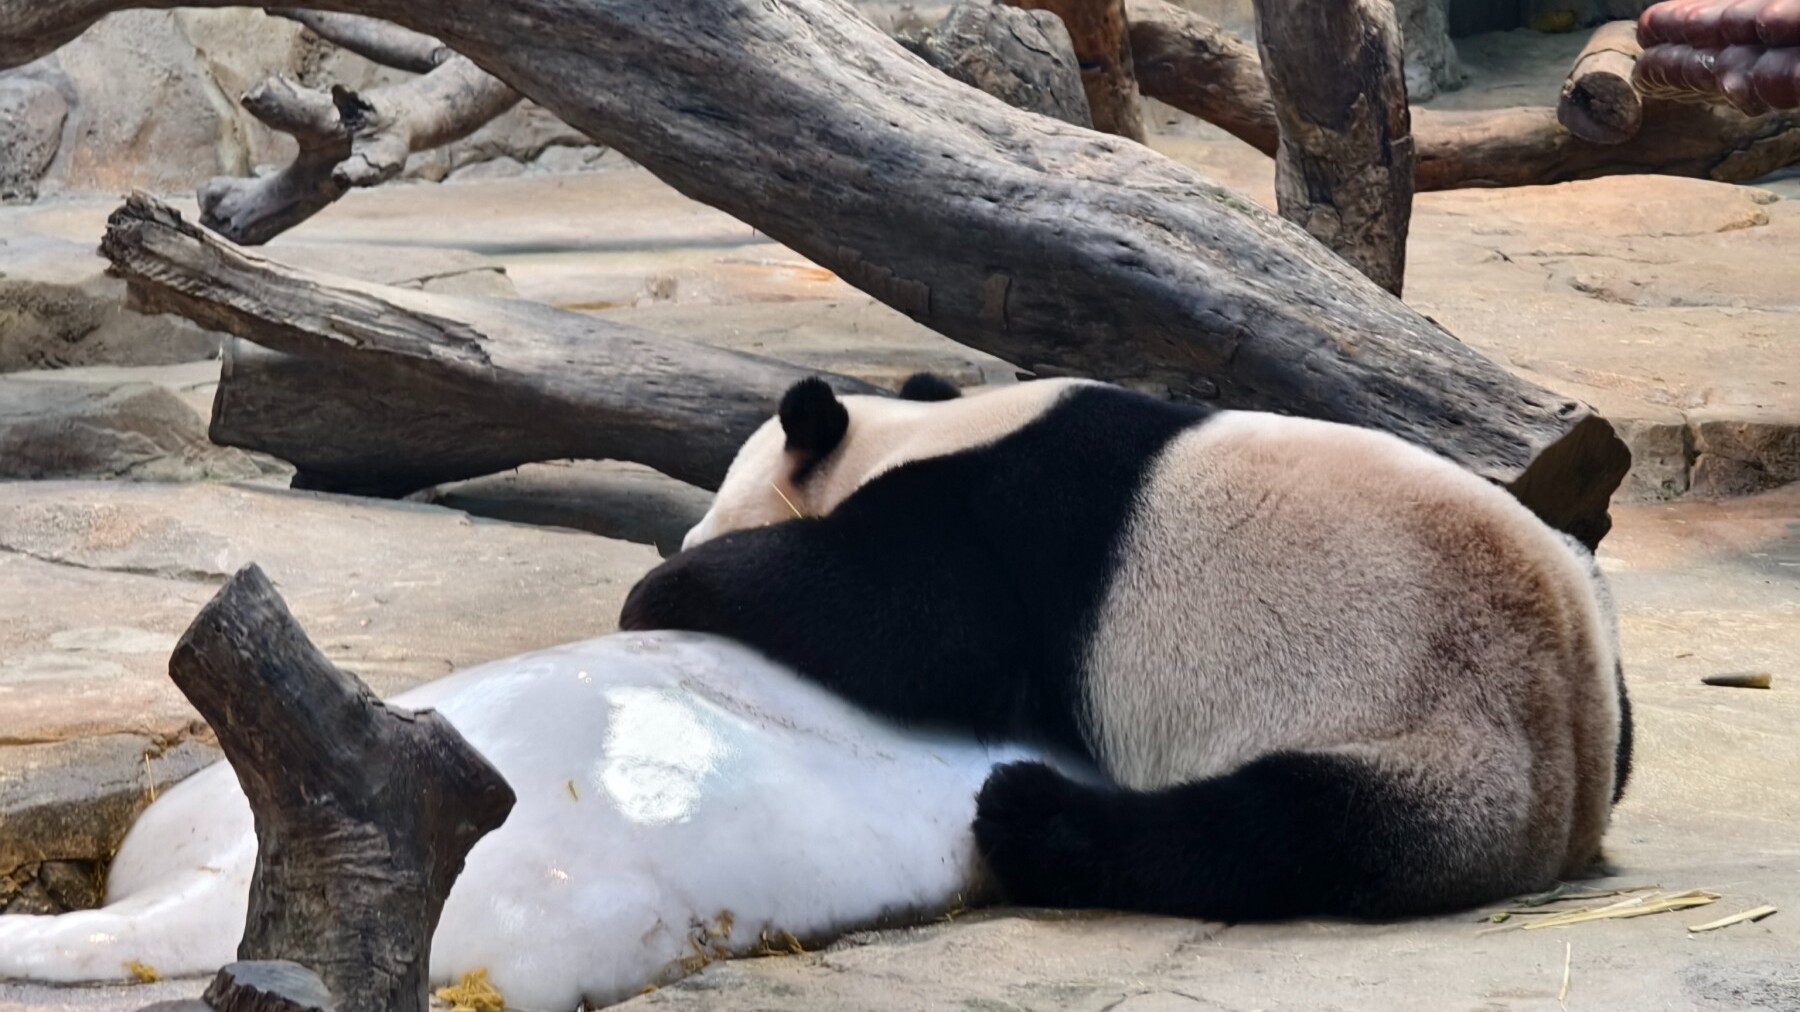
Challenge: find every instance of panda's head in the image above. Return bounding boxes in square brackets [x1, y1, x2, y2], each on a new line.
[680, 372, 969, 551]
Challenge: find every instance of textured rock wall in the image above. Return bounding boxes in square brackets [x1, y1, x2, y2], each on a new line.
[0, 9, 600, 202]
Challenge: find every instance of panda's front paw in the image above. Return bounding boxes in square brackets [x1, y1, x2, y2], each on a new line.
[973, 761, 1108, 909]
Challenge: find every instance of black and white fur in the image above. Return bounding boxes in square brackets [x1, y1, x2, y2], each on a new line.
[621, 375, 1633, 921]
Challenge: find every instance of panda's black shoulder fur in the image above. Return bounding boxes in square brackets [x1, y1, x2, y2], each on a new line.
[898, 372, 962, 402]
[621, 381, 1211, 751]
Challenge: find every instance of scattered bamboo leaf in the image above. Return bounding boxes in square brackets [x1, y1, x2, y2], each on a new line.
[436, 968, 505, 1012]
[124, 960, 159, 983]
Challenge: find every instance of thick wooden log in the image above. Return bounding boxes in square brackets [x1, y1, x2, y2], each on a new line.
[169, 565, 514, 1012]
[23, 0, 1634, 545]
[101, 194, 879, 495]
[1559, 21, 1645, 144]
[897, 3, 1093, 127]
[198, 55, 521, 245]
[1126, 0, 1800, 190]
[1008, 0, 1147, 140]
[1252, 0, 1414, 295]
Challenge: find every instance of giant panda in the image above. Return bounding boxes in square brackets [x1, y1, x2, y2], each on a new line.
[620, 374, 1633, 922]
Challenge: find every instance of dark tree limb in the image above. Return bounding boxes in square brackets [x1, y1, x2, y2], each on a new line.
[897, 3, 1093, 127]
[1007, 0, 1147, 140]
[198, 56, 521, 245]
[1559, 21, 1645, 144]
[1252, 0, 1413, 295]
[265, 8, 449, 73]
[102, 194, 879, 495]
[169, 564, 514, 1012]
[1127, 0, 1800, 189]
[23, 0, 1633, 544]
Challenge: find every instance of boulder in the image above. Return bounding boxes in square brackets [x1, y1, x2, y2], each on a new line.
[1, 732, 219, 914]
[0, 377, 267, 483]
[0, 236, 226, 371]
[0, 77, 67, 203]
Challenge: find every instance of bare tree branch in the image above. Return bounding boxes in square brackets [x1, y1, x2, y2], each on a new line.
[265, 8, 449, 73]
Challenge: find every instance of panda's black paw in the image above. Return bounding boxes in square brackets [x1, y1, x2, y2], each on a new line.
[973, 761, 1108, 909]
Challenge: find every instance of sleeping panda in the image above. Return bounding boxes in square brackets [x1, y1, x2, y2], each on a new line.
[620, 374, 1633, 922]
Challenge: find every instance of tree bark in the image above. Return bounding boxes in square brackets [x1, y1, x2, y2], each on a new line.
[897, 3, 1093, 127]
[1126, 0, 1800, 190]
[16, 0, 1633, 546]
[1252, 0, 1413, 296]
[102, 194, 880, 495]
[1008, 0, 1148, 140]
[198, 55, 521, 245]
[265, 8, 449, 73]
[168, 564, 515, 1012]
[1559, 21, 1645, 144]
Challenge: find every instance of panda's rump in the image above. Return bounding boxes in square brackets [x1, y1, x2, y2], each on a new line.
[1080, 411, 1620, 870]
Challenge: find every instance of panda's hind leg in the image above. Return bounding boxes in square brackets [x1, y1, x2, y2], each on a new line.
[972, 733, 1543, 921]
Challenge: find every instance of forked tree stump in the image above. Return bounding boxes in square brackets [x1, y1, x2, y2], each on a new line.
[168, 564, 516, 1012]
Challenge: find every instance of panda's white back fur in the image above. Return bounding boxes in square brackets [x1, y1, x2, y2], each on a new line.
[1086, 410, 1620, 878]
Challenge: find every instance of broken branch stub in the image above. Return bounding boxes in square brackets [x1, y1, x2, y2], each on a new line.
[1558, 21, 1645, 145]
[168, 564, 514, 1012]
[199, 55, 520, 244]
[264, 8, 450, 73]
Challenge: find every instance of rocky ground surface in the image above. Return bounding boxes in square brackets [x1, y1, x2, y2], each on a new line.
[1, 26, 1796, 1012]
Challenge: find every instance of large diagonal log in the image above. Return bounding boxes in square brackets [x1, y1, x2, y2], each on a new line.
[100, 194, 880, 496]
[170, 563, 515, 1012]
[25, 1, 1631, 544]
[1127, 0, 1800, 189]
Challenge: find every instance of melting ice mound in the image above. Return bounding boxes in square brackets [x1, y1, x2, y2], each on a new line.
[0, 631, 1052, 1009]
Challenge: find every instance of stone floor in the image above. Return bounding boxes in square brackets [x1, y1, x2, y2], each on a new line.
[1, 24, 1798, 1012]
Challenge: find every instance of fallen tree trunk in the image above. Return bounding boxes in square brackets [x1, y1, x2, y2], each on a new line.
[103, 194, 880, 495]
[198, 54, 522, 245]
[24, 0, 1631, 545]
[1558, 21, 1645, 144]
[169, 564, 515, 1012]
[1126, 0, 1800, 189]
[1252, 0, 1413, 295]
[1007, 0, 1147, 139]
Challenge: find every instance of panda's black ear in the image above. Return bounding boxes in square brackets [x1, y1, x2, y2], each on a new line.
[898, 372, 962, 402]
[779, 378, 850, 471]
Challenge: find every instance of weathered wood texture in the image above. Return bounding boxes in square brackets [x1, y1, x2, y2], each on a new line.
[198, 54, 520, 245]
[101, 194, 879, 495]
[203, 961, 336, 1012]
[1252, 0, 1414, 295]
[1008, 0, 1147, 139]
[897, 3, 1093, 126]
[1559, 21, 1646, 143]
[1127, 0, 1800, 188]
[266, 9, 449, 73]
[169, 564, 513, 1012]
[21, 1, 1632, 544]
